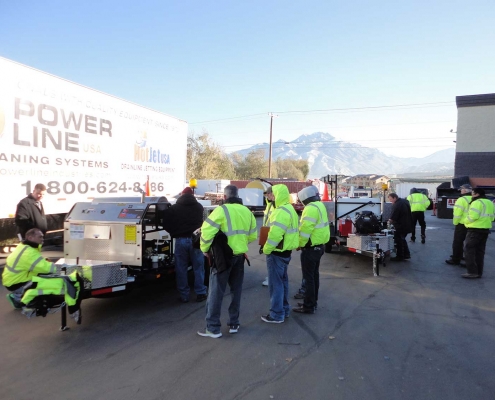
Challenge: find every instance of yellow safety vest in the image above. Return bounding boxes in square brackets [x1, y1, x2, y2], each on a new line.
[299, 201, 330, 247]
[453, 195, 472, 226]
[21, 272, 81, 307]
[2, 243, 56, 288]
[406, 193, 430, 212]
[200, 203, 257, 255]
[263, 185, 299, 254]
[465, 198, 495, 229]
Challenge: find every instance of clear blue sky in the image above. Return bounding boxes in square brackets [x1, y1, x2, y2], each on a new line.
[2, 0, 494, 157]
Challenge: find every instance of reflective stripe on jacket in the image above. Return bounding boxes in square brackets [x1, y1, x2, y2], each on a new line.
[200, 203, 257, 255]
[453, 195, 472, 226]
[263, 185, 299, 254]
[2, 243, 56, 288]
[21, 272, 81, 307]
[406, 193, 430, 212]
[465, 198, 495, 229]
[263, 201, 274, 227]
[299, 201, 330, 247]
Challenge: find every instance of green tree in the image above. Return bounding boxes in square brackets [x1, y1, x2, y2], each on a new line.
[232, 149, 268, 179]
[187, 130, 236, 180]
[273, 158, 309, 180]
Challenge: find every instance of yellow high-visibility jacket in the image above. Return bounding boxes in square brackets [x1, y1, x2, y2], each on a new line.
[453, 195, 472, 226]
[2, 243, 56, 288]
[200, 202, 257, 255]
[21, 272, 81, 307]
[406, 193, 430, 212]
[299, 201, 330, 248]
[465, 198, 495, 229]
[263, 185, 299, 255]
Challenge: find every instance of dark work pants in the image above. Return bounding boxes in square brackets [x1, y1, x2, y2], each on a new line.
[394, 231, 410, 259]
[464, 230, 489, 276]
[411, 211, 426, 240]
[451, 224, 468, 262]
[300, 246, 324, 310]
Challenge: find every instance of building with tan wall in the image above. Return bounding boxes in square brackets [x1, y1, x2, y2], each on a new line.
[455, 94, 495, 186]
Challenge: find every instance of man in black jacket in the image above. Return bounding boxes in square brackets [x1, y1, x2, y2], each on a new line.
[388, 192, 413, 261]
[15, 183, 47, 240]
[161, 187, 207, 303]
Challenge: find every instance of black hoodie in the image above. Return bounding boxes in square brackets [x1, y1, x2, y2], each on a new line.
[161, 193, 204, 237]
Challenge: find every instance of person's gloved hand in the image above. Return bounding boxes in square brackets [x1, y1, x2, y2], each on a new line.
[259, 245, 263, 255]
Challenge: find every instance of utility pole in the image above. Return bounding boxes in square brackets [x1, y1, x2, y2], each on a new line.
[268, 113, 274, 178]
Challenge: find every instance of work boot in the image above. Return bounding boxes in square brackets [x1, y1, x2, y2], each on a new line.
[292, 307, 315, 314]
[445, 258, 460, 265]
[461, 273, 480, 279]
[421, 235, 426, 244]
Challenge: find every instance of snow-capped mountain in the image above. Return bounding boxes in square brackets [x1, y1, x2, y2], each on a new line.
[233, 132, 455, 178]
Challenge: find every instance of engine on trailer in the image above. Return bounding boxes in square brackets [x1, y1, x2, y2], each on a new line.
[354, 211, 382, 234]
[143, 239, 174, 270]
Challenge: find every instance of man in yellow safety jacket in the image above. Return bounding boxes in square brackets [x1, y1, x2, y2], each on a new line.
[261, 184, 299, 323]
[197, 185, 257, 338]
[461, 188, 495, 279]
[445, 184, 472, 265]
[292, 186, 330, 314]
[406, 188, 430, 243]
[2, 228, 56, 309]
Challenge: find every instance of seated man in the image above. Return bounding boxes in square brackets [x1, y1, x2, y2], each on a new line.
[2, 228, 56, 309]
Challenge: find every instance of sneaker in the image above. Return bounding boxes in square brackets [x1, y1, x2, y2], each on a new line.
[229, 324, 240, 334]
[197, 328, 222, 338]
[293, 292, 304, 299]
[261, 314, 284, 324]
[262, 278, 269, 287]
[6, 293, 22, 310]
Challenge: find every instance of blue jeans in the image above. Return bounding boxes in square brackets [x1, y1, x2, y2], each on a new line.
[174, 237, 206, 299]
[267, 253, 291, 321]
[205, 255, 245, 334]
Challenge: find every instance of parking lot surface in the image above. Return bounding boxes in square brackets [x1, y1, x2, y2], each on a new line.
[1, 214, 494, 400]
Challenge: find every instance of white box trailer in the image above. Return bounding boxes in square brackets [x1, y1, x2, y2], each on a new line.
[394, 182, 441, 201]
[0, 56, 188, 220]
[194, 180, 231, 196]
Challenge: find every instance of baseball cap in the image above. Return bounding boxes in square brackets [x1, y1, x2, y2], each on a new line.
[458, 184, 472, 191]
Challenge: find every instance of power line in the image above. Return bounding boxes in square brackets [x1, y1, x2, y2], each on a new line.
[189, 101, 455, 125]
[189, 113, 266, 124]
[221, 136, 456, 149]
[273, 102, 454, 115]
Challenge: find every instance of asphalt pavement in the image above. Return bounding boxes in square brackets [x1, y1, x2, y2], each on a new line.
[1, 214, 494, 400]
